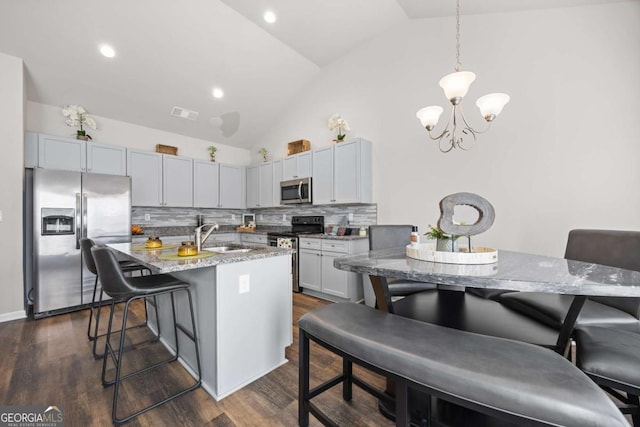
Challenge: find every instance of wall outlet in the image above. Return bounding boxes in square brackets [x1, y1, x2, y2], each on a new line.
[144, 213, 151, 221]
[348, 213, 354, 222]
[232, 214, 236, 221]
[282, 214, 286, 221]
[239, 274, 250, 294]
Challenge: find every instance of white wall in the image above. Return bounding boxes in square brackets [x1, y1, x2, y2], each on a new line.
[0, 52, 26, 321]
[27, 102, 251, 165]
[253, 2, 640, 257]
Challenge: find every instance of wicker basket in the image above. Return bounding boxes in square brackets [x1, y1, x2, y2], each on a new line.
[287, 139, 311, 156]
[156, 144, 178, 155]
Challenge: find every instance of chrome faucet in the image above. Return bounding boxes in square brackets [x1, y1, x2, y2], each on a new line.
[195, 223, 219, 251]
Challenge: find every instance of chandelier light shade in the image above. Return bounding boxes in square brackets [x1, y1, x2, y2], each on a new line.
[417, 0, 509, 153]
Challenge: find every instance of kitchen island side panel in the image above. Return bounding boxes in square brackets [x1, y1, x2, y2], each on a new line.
[165, 254, 292, 400]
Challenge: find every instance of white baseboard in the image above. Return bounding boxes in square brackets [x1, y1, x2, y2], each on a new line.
[0, 310, 27, 323]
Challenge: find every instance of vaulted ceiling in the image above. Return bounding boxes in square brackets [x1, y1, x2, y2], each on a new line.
[0, 0, 626, 148]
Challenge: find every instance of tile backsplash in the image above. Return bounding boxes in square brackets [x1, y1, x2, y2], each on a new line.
[132, 204, 377, 229]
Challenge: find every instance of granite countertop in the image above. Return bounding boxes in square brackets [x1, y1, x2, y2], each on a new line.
[109, 242, 293, 274]
[333, 247, 640, 297]
[132, 226, 284, 238]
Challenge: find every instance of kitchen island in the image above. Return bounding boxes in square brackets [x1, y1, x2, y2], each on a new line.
[108, 242, 294, 401]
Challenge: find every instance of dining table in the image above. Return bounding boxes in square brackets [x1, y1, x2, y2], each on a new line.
[333, 246, 640, 423]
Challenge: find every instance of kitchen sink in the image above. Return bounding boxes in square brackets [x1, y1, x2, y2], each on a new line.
[202, 246, 252, 254]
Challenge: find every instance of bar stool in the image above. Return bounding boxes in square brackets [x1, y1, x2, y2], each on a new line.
[80, 238, 156, 359]
[91, 246, 202, 425]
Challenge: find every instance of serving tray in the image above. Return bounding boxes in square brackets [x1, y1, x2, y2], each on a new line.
[406, 243, 498, 265]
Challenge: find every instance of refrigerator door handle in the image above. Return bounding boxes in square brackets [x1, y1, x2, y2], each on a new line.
[75, 192, 82, 249]
[82, 193, 88, 240]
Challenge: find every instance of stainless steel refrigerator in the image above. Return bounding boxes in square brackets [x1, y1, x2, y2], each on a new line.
[31, 169, 131, 318]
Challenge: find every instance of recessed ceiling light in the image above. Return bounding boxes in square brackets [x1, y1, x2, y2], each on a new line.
[263, 10, 277, 24]
[212, 88, 224, 99]
[99, 44, 116, 58]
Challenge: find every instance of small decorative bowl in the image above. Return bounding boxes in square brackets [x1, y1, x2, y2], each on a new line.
[145, 236, 163, 248]
[178, 241, 198, 257]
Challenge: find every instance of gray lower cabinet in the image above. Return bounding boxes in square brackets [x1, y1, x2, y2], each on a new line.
[299, 238, 368, 302]
[241, 233, 268, 245]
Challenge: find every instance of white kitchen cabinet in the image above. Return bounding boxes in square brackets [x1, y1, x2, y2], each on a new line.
[127, 150, 163, 206]
[240, 233, 268, 245]
[312, 138, 372, 205]
[162, 155, 193, 207]
[38, 133, 86, 172]
[128, 149, 194, 207]
[246, 162, 275, 208]
[272, 159, 282, 205]
[282, 151, 312, 180]
[36, 133, 126, 175]
[299, 237, 368, 302]
[219, 164, 244, 209]
[311, 146, 333, 205]
[87, 142, 127, 175]
[25, 131, 38, 168]
[193, 160, 220, 208]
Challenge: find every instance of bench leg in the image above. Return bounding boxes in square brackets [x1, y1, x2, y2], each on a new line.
[395, 378, 409, 427]
[343, 358, 352, 401]
[299, 330, 310, 427]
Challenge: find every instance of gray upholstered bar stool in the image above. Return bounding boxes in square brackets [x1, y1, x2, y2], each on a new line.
[91, 246, 202, 425]
[80, 238, 156, 359]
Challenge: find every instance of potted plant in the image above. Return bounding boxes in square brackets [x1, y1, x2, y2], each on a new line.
[62, 105, 97, 141]
[327, 113, 350, 142]
[258, 147, 269, 162]
[207, 146, 217, 162]
[424, 224, 461, 252]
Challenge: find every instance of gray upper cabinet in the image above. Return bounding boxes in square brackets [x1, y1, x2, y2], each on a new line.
[272, 159, 282, 206]
[87, 142, 127, 175]
[312, 138, 372, 205]
[25, 131, 38, 168]
[246, 165, 259, 208]
[37, 133, 86, 172]
[193, 160, 220, 208]
[127, 149, 163, 206]
[282, 151, 312, 180]
[163, 155, 193, 207]
[31, 132, 126, 175]
[311, 146, 333, 205]
[128, 150, 194, 207]
[219, 164, 244, 209]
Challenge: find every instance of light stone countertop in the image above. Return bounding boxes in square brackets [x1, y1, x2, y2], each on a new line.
[109, 242, 293, 274]
[300, 233, 367, 241]
[333, 247, 640, 297]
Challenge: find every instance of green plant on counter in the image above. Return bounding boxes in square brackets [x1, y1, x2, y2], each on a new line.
[207, 146, 217, 155]
[424, 224, 460, 241]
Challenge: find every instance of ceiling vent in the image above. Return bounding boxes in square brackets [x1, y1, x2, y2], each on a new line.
[170, 106, 199, 121]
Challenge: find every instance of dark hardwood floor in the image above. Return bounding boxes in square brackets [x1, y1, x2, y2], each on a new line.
[0, 294, 393, 426]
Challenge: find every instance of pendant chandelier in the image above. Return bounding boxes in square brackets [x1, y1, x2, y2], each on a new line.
[416, 0, 510, 153]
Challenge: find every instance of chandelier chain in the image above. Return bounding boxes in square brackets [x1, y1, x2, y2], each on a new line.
[455, 0, 461, 72]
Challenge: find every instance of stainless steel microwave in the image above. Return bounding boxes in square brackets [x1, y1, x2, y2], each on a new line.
[280, 177, 312, 204]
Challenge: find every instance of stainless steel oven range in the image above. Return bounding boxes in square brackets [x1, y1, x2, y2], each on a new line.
[267, 215, 324, 292]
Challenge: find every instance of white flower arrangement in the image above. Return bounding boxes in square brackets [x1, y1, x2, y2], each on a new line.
[62, 105, 97, 140]
[327, 113, 350, 142]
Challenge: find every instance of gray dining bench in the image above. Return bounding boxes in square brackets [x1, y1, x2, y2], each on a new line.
[298, 302, 629, 427]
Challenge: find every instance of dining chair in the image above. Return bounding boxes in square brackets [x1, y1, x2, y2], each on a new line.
[499, 230, 640, 330]
[575, 323, 640, 425]
[362, 225, 437, 307]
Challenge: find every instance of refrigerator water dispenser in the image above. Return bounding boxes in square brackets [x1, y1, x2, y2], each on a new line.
[41, 208, 75, 235]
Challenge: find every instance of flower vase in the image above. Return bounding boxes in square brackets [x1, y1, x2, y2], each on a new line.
[210, 154, 216, 162]
[77, 135, 89, 141]
[436, 238, 459, 252]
